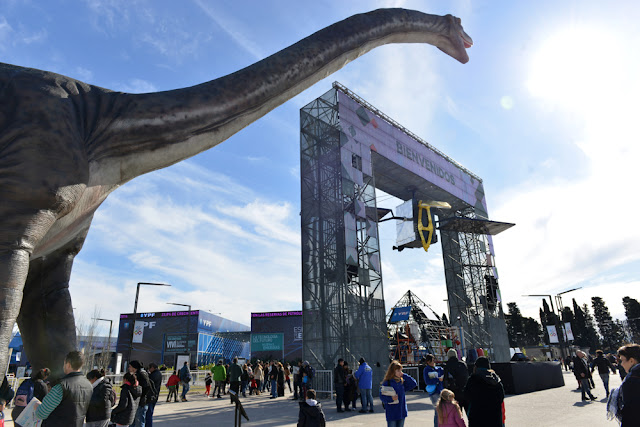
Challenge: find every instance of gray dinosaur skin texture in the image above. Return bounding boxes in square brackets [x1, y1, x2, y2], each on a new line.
[0, 9, 471, 382]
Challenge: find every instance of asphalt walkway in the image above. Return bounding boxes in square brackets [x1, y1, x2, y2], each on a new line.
[3, 370, 621, 426]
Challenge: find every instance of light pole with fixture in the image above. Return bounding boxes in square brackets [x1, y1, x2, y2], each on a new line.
[167, 303, 192, 367]
[93, 317, 113, 370]
[128, 282, 171, 366]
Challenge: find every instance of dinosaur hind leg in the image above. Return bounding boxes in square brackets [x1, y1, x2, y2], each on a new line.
[17, 227, 90, 381]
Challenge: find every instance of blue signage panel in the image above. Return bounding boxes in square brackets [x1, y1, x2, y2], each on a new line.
[390, 306, 411, 323]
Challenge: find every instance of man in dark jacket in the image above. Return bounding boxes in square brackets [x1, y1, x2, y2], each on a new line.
[145, 363, 162, 427]
[298, 389, 326, 427]
[444, 349, 469, 412]
[617, 344, 640, 427]
[590, 349, 615, 398]
[573, 351, 597, 401]
[333, 358, 346, 413]
[178, 361, 192, 402]
[35, 351, 93, 427]
[464, 357, 504, 427]
[228, 358, 242, 402]
[85, 369, 114, 427]
[128, 360, 152, 427]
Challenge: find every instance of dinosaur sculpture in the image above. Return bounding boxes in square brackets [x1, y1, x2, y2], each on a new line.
[0, 9, 472, 381]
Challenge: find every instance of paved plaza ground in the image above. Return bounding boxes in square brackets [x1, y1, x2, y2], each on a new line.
[3, 370, 622, 426]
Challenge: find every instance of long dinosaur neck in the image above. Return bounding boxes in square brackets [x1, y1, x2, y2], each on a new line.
[88, 9, 456, 185]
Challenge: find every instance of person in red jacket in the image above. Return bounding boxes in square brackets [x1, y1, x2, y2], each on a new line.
[165, 371, 180, 403]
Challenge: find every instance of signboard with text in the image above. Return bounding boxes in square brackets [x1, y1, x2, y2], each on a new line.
[251, 333, 284, 352]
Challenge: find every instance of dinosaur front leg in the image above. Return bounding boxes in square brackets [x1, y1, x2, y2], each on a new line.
[18, 226, 90, 382]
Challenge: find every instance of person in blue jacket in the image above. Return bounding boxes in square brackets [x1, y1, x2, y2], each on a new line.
[379, 360, 417, 427]
[355, 358, 374, 413]
[423, 354, 444, 426]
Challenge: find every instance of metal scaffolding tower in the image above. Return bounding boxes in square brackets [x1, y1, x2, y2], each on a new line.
[300, 88, 388, 382]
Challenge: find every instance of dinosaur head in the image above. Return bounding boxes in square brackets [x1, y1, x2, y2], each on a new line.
[437, 14, 473, 64]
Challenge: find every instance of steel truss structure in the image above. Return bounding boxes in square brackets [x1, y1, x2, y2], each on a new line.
[300, 88, 388, 378]
[440, 208, 510, 361]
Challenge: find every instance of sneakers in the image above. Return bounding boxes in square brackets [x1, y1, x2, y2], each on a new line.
[359, 410, 367, 413]
[337, 409, 345, 413]
[369, 409, 374, 413]
[591, 396, 598, 401]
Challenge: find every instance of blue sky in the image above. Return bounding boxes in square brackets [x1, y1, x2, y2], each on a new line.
[3, 0, 639, 336]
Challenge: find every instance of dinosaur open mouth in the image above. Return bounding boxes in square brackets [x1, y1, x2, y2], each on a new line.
[460, 30, 473, 49]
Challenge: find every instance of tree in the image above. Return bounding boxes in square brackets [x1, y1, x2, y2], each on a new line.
[506, 302, 542, 347]
[623, 296, 640, 342]
[592, 297, 625, 351]
[572, 299, 600, 350]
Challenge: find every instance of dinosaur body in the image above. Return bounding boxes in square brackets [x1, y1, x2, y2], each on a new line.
[0, 9, 471, 381]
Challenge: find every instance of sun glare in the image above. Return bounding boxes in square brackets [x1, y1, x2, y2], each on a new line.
[527, 27, 625, 112]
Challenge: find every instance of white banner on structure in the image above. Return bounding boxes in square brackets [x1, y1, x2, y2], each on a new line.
[133, 321, 145, 343]
[546, 325, 559, 343]
[564, 322, 575, 341]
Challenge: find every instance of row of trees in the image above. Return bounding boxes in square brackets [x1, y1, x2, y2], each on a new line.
[505, 296, 639, 352]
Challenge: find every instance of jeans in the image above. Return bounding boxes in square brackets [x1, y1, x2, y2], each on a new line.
[387, 419, 405, 427]
[271, 380, 277, 397]
[335, 383, 345, 410]
[360, 388, 374, 411]
[580, 378, 594, 400]
[429, 391, 441, 427]
[130, 404, 148, 427]
[181, 381, 190, 399]
[145, 401, 156, 427]
[241, 380, 248, 396]
[600, 373, 610, 396]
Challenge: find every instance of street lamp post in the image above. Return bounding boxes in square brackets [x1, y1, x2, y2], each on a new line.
[128, 282, 171, 366]
[93, 317, 113, 370]
[554, 288, 582, 356]
[167, 303, 192, 367]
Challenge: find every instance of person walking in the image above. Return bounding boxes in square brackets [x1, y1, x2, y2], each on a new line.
[110, 372, 142, 427]
[297, 389, 326, 427]
[254, 363, 263, 396]
[128, 360, 153, 426]
[240, 365, 249, 398]
[292, 362, 301, 400]
[85, 369, 115, 427]
[277, 362, 286, 397]
[212, 360, 227, 399]
[269, 362, 278, 399]
[284, 364, 292, 393]
[616, 344, 640, 426]
[573, 351, 597, 402]
[145, 363, 161, 426]
[463, 356, 504, 427]
[423, 354, 444, 426]
[165, 371, 180, 402]
[443, 349, 469, 413]
[204, 373, 213, 397]
[334, 358, 346, 412]
[34, 351, 93, 426]
[229, 357, 242, 402]
[355, 358, 374, 413]
[178, 361, 191, 402]
[379, 360, 418, 427]
[591, 349, 615, 398]
[436, 389, 466, 427]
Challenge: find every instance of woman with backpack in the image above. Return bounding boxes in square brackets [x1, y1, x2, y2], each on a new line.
[11, 368, 49, 426]
[85, 369, 114, 427]
[110, 372, 142, 427]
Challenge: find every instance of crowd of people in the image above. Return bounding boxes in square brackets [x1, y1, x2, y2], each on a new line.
[0, 342, 637, 426]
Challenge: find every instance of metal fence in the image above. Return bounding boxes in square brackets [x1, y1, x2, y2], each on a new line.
[311, 370, 334, 399]
[403, 366, 424, 392]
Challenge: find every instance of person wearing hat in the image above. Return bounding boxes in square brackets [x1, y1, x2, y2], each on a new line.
[463, 356, 504, 426]
[354, 358, 374, 413]
[443, 349, 469, 413]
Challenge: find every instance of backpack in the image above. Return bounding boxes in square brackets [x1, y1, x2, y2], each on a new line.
[15, 378, 34, 407]
[307, 366, 315, 379]
[109, 387, 117, 407]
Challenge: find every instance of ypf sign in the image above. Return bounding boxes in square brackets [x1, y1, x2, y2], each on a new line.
[132, 320, 157, 343]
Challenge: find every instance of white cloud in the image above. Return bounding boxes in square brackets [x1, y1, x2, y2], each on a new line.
[112, 78, 158, 93]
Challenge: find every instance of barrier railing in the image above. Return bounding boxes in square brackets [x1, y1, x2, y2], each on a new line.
[312, 370, 334, 400]
[403, 366, 424, 392]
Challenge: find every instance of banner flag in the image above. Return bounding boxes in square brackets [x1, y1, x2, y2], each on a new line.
[546, 325, 559, 343]
[564, 322, 575, 341]
[133, 321, 145, 343]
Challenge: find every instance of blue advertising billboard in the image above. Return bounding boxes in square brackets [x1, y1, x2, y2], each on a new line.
[389, 306, 411, 323]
